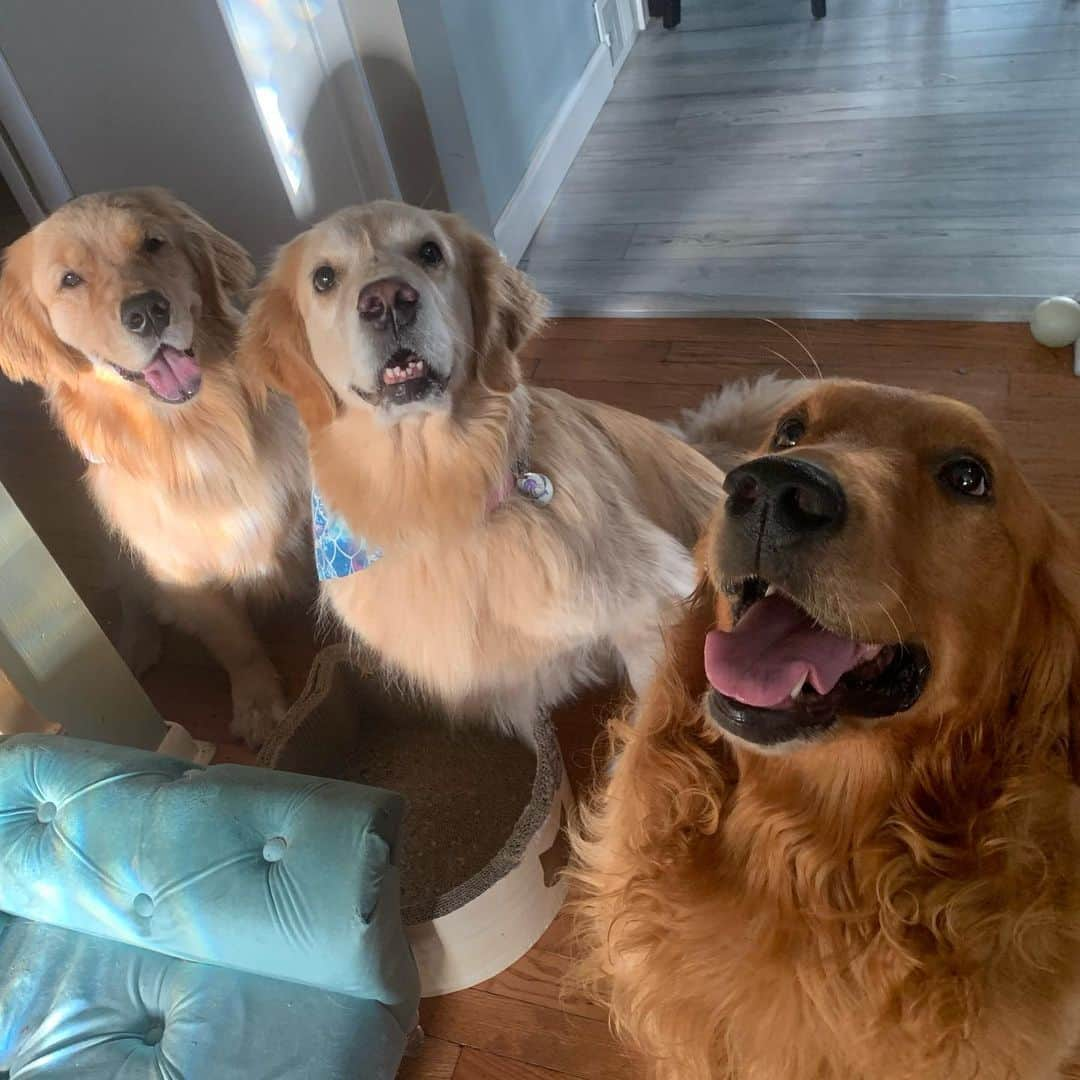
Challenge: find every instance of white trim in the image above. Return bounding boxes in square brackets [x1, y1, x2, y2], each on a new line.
[610, 0, 643, 75]
[494, 44, 614, 267]
[158, 722, 216, 765]
[0, 49, 71, 221]
[635, 0, 650, 30]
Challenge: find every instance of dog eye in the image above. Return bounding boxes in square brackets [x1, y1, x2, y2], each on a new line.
[417, 241, 443, 268]
[939, 457, 991, 499]
[142, 236, 165, 254]
[60, 270, 83, 289]
[772, 416, 805, 450]
[312, 265, 337, 293]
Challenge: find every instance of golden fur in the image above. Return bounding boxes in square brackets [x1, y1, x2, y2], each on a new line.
[239, 201, 727, 731]
[0, 189, 309, 746]
[571, 379, 1080, 1079]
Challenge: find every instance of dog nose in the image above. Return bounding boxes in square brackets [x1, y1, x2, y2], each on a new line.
[358, 277, 419, 331]
[724, 456, 846, 544]
[120, 290, 171, 338]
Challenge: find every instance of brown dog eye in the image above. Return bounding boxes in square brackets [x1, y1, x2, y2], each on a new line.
[312, 265, 337, 293]
[143, 236, 165, 254]
[773, 416, 805, 449]
[60, 270, 83, 289]
[939, 457, 990, 499]
[418, 241, 443, 268]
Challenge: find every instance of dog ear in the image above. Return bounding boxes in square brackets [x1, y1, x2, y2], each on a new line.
[163, 193, 254, 309]
[445, 216, 547, 394]
[132, 187, 254, 312]
[0, 234, 85, 387]
[1015, 513, 1080, 782]
[186, 215, 255, 302]
[238, 236, 339, 430]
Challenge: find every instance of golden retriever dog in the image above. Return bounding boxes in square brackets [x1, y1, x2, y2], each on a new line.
[571, 378, 1080, 1079]
[238, 200, 743, 734]
[0, 189, 308, 746]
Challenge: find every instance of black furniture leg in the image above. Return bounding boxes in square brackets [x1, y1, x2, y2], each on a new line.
[648, 0, 681, 28]
[812, 0, 826, 18]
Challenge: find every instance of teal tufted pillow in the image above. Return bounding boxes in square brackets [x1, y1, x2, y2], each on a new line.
[0, 735, 418, 1020]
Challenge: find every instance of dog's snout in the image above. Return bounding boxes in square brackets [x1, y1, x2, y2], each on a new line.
[120, 290, 170, 338]
[724, 456, 846, 544]
[358, 277, 419, 331]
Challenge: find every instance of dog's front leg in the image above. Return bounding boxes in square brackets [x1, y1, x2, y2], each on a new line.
[157, 584, 285, 748]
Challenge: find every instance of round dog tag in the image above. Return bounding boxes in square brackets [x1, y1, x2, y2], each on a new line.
[516, 471, 554, 506]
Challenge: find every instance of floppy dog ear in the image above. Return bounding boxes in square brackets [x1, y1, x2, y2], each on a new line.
[1015, 514, 1080, 783]
[0, 235, 84, 387]
[132, 187, 254, 310]
[449, 218, 547, 394]
[238, 237, 339, 430]
[185, 215, 254, 302]
[165, 195, 254, 308]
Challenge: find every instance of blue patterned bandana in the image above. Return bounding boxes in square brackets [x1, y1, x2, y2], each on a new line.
[311, 488, 383, 581]
[310, 467, 554, 581]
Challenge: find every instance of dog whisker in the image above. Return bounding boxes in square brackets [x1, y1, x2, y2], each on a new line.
[757, 317, 823, 380]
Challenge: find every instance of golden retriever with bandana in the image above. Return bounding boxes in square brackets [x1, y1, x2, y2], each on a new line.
[238, 201, 764, 734]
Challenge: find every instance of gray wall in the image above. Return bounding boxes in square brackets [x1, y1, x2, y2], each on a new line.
[440, 0, 597, 221]
[344, 0, 449, 211]
[0, 0, 299, 261]
[0, 0, 395, 265]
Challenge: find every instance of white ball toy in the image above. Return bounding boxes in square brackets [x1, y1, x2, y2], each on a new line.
[1030, 296, 1080, 347]
[1029, 295, 1080, 375]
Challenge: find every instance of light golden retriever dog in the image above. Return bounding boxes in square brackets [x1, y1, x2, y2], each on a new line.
[0, 189, 308, 746]
[572, 379, 1080, 1079]
[238, 200, 737, 733]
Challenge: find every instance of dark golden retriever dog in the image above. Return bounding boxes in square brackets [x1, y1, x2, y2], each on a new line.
[0, 189, 309, 746]
[572, 379, 1080, 1079]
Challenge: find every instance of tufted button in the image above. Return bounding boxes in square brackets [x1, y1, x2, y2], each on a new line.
[143, 1022, 164, 1046]
[133, 893, 155, 918]
[262, 836, 288, 863]
[36, 801, 57, 824]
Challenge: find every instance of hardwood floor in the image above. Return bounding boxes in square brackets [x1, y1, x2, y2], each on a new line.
[523, 0, 1080, 319]
[11, 317, 1071, 1078]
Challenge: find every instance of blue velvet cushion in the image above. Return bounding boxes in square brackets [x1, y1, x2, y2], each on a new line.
[0, 917, 406, 1079]
[0, 735, 418, 1019]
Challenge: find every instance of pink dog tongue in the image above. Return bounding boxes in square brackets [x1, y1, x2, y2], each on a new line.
[704, 593, 881, 710]
[143, 346, 201, 403]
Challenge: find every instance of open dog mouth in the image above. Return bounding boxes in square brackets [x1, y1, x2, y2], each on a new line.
[704, 577, 928, 748]
[353, 348, 448, 408]
[109, 345, 201, 405]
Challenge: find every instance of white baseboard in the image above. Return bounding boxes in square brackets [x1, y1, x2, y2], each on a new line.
[494, 44, 614, 267]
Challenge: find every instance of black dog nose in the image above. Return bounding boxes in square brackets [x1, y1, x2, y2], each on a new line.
[120, 290, 170, 337]
[358, 277, 419, 331]
[724, 456, 846, 544]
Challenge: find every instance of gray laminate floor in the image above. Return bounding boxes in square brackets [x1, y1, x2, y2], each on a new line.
[522, 0, 1080, 320]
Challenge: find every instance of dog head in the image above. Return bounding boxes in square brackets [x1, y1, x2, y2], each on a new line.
[0, 187, 253, 405]
[700, 379, 1080, 756]
[239, 201, 546, 429]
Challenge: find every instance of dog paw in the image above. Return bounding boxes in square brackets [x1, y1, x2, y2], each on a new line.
[229, 666, 286, 749]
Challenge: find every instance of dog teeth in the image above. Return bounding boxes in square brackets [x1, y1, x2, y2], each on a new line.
[790, 676, 807, 699]
[382, 358, 426, 385]
[765, 585, 778, 598]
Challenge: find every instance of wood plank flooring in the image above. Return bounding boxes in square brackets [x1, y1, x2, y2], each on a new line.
[523, 0, 1080, 319]
[6, 317, 1074, 1078]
